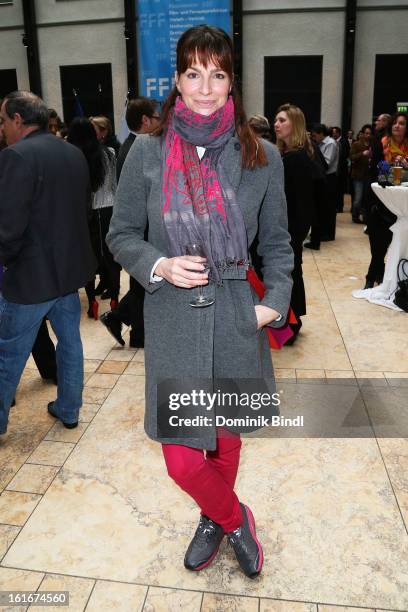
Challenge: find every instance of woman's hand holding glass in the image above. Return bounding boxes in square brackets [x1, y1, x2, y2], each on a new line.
[394, 155, 408, 169]
[155, 256, 209, 289]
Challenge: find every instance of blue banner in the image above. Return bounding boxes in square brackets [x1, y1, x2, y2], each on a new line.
[137, 0, 231, 101]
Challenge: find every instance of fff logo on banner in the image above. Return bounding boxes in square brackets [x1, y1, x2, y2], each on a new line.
[146, 77, 175, 98]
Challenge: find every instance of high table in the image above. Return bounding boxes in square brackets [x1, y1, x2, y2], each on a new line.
[353, 182, 408, 311]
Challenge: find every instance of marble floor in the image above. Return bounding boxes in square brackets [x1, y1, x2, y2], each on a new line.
[1, 204, 407, 612]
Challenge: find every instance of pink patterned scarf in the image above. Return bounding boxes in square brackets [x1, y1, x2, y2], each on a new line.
[161, 96, 248, 284]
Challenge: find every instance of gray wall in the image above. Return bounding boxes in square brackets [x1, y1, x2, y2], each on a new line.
[35, 0, 124, 22]
[353, 7, 408, 132]
[242, 1, 408, 132]
[0, 0, 126, 127]
[0, 0, 30, 91]
[37, 22, 127, 127]
[243, 0, 345, 9]
[0, 0, 23, 27]
[243, 10, 345, 127]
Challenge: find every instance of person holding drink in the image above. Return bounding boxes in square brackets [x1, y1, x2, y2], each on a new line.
[364, 112, 408, 288]
[107, 25, 293, 578]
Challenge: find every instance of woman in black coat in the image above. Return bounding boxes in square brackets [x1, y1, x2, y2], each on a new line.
[274, 103, 321, 342]
[67, 118, 111, 318]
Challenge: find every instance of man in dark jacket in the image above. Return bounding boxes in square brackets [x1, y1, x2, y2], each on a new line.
[100, 97, 159, 347]
[349, 124, 372, 223]
[0, 91, 96, 434]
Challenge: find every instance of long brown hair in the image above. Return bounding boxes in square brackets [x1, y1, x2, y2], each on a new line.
[275, 103, 314, 159]
[154, 25, 267, 169]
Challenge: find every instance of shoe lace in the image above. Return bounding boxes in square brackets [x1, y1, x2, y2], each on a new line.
[227, 526, 242, 547]
[195, 516, 218, 545]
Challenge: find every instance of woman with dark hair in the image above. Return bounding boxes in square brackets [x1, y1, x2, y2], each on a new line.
[364, 112, 408, 288]
[107, 25, 293, 578]
[381, 112, 408, 168]
[67, 117, 120, 317]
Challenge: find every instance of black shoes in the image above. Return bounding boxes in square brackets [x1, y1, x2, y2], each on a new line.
[227, 503, 263, 578]
[100, 312, 144, 349]
[101, 289, 111, 300]
[184, 505, 264, 578]
[99, 312, 125, 347]
[47, 402, 78, 429]
[129, 333, 144, 348]
[184, 515, 225, 571]
[304, 242, 320, 251]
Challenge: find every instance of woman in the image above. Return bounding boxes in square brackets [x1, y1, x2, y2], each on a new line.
[107, 25, 293, 578]
[90, 115, 121, 297]
[349, 124, 372, 223]
[382, 112, 408, 168]
[67, 117, 120, 318]
[274, 103, 319, 342]
[248, 114, 272, 141]
[365, 112, 408, 288]
[90, 115, 121, 156]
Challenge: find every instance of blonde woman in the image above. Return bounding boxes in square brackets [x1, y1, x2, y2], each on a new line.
[90, 115, 121, 155]
[274, 103, 324, 342]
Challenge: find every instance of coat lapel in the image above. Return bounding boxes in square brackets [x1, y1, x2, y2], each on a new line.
[220, 136, 242, 192]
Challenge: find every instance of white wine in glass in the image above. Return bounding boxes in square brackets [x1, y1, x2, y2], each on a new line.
[185, 243, 215, 308]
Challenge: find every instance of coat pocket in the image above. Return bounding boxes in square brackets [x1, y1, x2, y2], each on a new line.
[233, 281, 259, 337]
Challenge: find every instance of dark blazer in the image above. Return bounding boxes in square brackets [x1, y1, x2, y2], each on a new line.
[282, 148, 317, 243]
[116, 133, 136, 181]
[0, 130, 96, 304]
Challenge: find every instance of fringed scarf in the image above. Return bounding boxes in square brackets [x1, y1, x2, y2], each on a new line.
[161, 96, 248, 284]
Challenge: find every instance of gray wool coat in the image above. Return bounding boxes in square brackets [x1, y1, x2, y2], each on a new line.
[107, 134, 293, 450]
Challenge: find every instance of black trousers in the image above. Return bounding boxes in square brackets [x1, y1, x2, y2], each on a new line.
[336, 172, 347, 212]
[366, 205, 393, 283]
[309, 176, 333, 247]
[322, 173, 338, 240]
[31, 318, 57, 380]
[290, 239, 307, 320]
[113, 276, 145, 342]
[87, 207, 121, 302]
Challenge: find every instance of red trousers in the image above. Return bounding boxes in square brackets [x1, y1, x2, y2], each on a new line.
[162, 430, 243, 532]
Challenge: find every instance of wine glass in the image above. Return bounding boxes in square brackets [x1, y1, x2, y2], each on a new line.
[185, 243, 215, 308]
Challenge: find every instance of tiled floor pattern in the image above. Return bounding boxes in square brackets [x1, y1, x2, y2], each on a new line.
[0, 206, 407, 612]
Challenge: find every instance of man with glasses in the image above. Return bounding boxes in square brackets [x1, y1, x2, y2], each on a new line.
[0, 91, 96, 434]
[100, 97, 160, 348]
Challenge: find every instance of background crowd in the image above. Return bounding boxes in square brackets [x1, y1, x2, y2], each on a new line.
[0, 93, 407, 416]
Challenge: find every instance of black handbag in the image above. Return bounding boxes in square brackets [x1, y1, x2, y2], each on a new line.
[394, 259, 408, 312]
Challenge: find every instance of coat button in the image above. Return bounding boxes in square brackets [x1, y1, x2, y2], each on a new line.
[234, 142, 241, 150]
